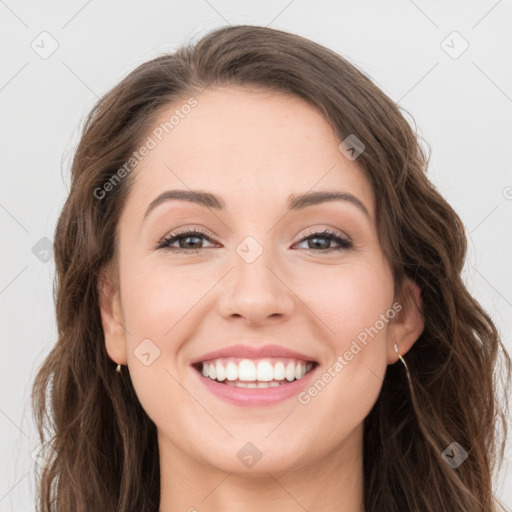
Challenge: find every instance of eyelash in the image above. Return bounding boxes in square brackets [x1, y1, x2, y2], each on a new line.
[156, 227, 353, 254]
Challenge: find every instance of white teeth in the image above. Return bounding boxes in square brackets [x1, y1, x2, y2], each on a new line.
[239, 359, 257, 381]
[226, 361, 238, 381]
[199, 357, 315, 384]
[274, 361, 285, 380]
[285, 362, 295, 381]
[256, 361, 274, 381]
[216, 361, 226, 381]
[226, 380, 285, 388]
[294, 363, 305, 380]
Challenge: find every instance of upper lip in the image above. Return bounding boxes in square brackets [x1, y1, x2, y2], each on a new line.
[190, 344, 318, 365]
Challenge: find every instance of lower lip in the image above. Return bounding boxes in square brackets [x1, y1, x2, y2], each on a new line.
[192, 365, 318, 406]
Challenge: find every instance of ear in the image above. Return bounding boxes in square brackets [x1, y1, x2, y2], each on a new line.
[97, 263, 127, 366]
[386, 277, 424, 364]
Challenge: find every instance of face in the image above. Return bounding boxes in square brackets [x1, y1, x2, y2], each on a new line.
[100, 85, 423, 475]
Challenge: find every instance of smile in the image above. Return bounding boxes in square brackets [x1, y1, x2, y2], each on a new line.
[194, 357, 316, 388]
[192, 357, 319, 406]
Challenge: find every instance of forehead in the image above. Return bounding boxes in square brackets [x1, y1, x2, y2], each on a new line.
[126, 85, 375, 220]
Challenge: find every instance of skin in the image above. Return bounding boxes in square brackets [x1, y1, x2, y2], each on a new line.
[99, 86, 424, 512]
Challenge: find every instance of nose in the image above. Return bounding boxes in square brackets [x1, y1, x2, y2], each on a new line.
[216, 242, 295, 327]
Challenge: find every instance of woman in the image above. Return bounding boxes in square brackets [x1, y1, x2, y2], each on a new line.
[31, 24, 511, 511]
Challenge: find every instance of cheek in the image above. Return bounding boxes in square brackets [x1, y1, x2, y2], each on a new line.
[117, 259, 198, 430]
[120, 248, 392, 368]
[120, 253, 208, 333]
[118, 256, 216, 393]
[121, 250, 394, 364]
[306, 261, 394, 345]
[298, 262, 394, 410]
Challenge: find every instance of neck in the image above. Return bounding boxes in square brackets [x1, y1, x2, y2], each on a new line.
[158, 423, 365, 512]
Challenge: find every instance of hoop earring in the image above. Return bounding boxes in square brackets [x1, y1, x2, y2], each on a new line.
[394, 343, 411, 382]
[116, 364, 122, 374]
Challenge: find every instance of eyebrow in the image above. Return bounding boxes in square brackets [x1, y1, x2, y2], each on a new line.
[143, 189, 371, 220]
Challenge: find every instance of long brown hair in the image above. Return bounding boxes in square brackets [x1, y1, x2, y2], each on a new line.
[31, 24, 511, 511]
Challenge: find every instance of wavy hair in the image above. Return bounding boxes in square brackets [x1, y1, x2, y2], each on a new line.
[31, 24, 511, 511]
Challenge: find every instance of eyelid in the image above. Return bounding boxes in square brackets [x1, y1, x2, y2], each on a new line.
[293, 226, 351, 244]
[155, 226, 218, 250]
[158, 225, 216, 240]
[157, 225, 350, 246]
[156, 225, 353, 254]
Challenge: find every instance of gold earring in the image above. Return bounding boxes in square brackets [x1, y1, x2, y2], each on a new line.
[394, 343, 411, 382]
[116, 364, 122, 374]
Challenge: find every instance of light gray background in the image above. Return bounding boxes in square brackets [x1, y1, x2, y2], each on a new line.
[1, 1, 511, 510]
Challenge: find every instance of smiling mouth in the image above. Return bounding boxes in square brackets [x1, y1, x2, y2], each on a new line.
[192, 358, 318, 388]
